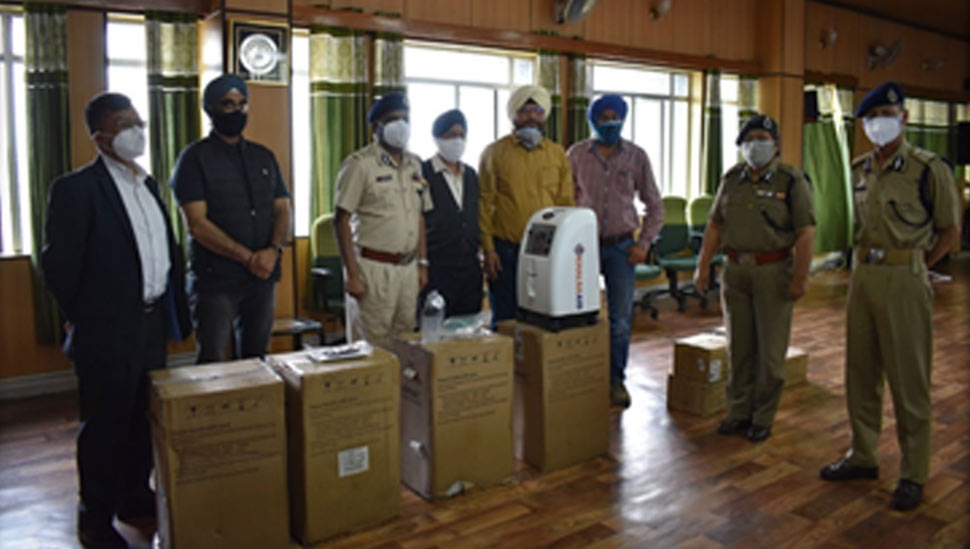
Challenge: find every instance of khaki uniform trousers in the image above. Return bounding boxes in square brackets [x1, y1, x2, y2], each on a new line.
[845, 259, 932, 484]
[721, 257, 794, 427]
[345, 256, 419, 350]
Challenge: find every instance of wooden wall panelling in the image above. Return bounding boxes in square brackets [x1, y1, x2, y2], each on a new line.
[630, 1, 674, 53]
[803, 3, 864, 79]
[66, 10, 105, 169]
[669, 0, 710, 57]
[223, 0, 288, 14]
[470, 0, 530, 33]
[0, 259, 70, 378]
[530, 0, 585, 39]
[584, 0, 634, 48]
[754, 0, 783, 73]
[758, 75, 804, 166]
[331, 0, 405, 16]
[710, 0, 755, 64]
[404, 0, 473, 27]
[783, 0, 805, 76]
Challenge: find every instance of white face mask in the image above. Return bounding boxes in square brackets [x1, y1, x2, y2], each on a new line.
[863, 115, 902, 147]
[380, 119, 410, 149]
[111, 127, 146, 161]
[435, 137, 466, 164]
[741, 139, 776, 168]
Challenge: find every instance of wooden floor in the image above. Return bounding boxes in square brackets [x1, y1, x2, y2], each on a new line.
[2, 257, 968, 548]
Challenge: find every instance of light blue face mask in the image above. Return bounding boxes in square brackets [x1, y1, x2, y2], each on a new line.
[515, 127, 543, 149]
[592, 120, 623, 146]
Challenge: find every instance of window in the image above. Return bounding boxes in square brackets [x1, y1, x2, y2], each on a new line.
[719, 74, 740, 168]
[106, 14, 151, 171]
[0, 9, 28, 255]
[405, 41, 536, 171]
[590, 61, 692, 197]
[291, 29, 310, 237]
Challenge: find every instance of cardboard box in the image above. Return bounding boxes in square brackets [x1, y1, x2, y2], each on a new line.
[672, 333, 729, 384]
[149, 360, 290, 549]
[785, 347, 809, 386]
[390, 334, 515, 500]
[666, 374, 726, 416]
[267, 348, 400, 545]
[498, 321, 610, 472]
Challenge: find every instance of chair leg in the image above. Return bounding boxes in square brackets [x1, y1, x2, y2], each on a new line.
[667, 268, 686, 312]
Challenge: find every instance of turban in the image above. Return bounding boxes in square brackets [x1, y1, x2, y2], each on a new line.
[202, 74, 248, 114]
[506, 85, 551, 122]
[587, 94, 628, 123]
[367, 92, 409, 124]
[432, 109, 467, 137]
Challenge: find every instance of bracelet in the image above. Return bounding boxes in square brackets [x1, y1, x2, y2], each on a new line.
[418, 258, 430, 267]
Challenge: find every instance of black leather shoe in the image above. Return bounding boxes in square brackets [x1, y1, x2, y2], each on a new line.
[819, 457, 879, 481]
[890, 479, 923, 511]
[716, 418, 751, 435]
[116, 490, 156, 522]
[745, 424, 772, 442]
[78, 515, 127, 549]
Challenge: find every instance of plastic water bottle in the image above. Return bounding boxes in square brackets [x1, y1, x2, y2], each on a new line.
[420, 290, 446, 344]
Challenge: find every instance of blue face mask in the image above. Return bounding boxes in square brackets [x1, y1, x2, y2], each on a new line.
[514, 127, 543, 149]
[592, 120, 623, 146]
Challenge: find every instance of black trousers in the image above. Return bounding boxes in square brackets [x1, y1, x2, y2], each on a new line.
[421, 261, 484, 318]
[75, 306, 166, 522]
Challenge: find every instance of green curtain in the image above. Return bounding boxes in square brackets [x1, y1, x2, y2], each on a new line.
[566, 53, 590, 148]
[537, 49, 562, 144]
[25, 3, 69, 345]
[146, 11, 199, 249]
[905, 98, 951, 158]
[701, 69, 722, 195]
[372, 31, 404, 98]
[802, 84, 853, 253]
[837, 87, 855, 158]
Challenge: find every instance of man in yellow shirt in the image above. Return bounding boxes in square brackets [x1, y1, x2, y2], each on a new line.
[479, 85, 574, 325]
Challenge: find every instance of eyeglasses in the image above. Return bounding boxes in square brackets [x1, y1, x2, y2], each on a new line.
[519, 104, 545, 115]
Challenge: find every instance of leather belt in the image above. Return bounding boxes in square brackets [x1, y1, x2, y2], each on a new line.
[360, 247, 417, 265]
[599, 231, 634, 247]
[725, 247, 791, 266]
[856, 247, 918, 266]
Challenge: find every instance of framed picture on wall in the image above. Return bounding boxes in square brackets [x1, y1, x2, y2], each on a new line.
[229, 18, 289, 85]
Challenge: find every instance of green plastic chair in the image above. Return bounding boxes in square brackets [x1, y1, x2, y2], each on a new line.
[309, 213, 345, 315]
[685, 194, 724, 308]
[634, 261, 663, 319]
[648, 196, 698, 312]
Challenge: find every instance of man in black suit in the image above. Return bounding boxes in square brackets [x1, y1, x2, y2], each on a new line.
[41, 92, 191, 548]
[420, 109, 483, 316]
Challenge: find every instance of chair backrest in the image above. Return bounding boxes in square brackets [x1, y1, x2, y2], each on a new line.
[654, 196, 689, 257]
[688, 195, 714, 233]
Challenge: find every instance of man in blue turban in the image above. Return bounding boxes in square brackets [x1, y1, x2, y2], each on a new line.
[567, 94, 664, 408]
[334, 92, 433, 347]
[170, 74, 292, 363]
[418, 108, 482, 317]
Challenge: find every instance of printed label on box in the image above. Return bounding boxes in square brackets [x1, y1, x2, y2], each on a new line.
[709, 359, 722, 383]
[338, 445, 370, 477]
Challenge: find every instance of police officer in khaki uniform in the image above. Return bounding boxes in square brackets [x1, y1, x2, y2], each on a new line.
[820, 82, 960, 511]
[334, 92, 432, 348]
[695, 114, 816, 443]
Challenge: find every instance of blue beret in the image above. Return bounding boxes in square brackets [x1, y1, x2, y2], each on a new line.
[855, 81, 904, 118]
[432, 109, 466, 137]
[203, 74, 248, 114]
[367, 92, 409, 124]
[588, 94, 628, 124]
[736, 114, 779, 145]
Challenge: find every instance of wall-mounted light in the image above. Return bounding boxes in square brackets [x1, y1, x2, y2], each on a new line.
[819, 26, 837, 49]
[921, 59, 944, 71]
[650, 0, 672, 20]
[866, 40, 901, 70]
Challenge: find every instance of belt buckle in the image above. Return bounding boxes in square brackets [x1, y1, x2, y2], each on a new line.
[865, 248, 885, 264]
[399, 251, 415, 265]
[738, 253, 757, 266]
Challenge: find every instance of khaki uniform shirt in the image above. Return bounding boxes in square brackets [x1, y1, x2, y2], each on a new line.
[335, 141, 432, 254]
[851, 141, 960, 250]
[478, 134, 574, 251]
[710, 159, 816, 252]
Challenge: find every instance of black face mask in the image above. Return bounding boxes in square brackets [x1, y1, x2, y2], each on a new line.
[211, 110, 248, 137]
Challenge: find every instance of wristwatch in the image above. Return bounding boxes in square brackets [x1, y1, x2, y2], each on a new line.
[418, 257, 430, 267]
[273, 243, 284, 256]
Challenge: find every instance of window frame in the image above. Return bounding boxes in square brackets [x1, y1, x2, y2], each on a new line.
[0, 9, 26, 256]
